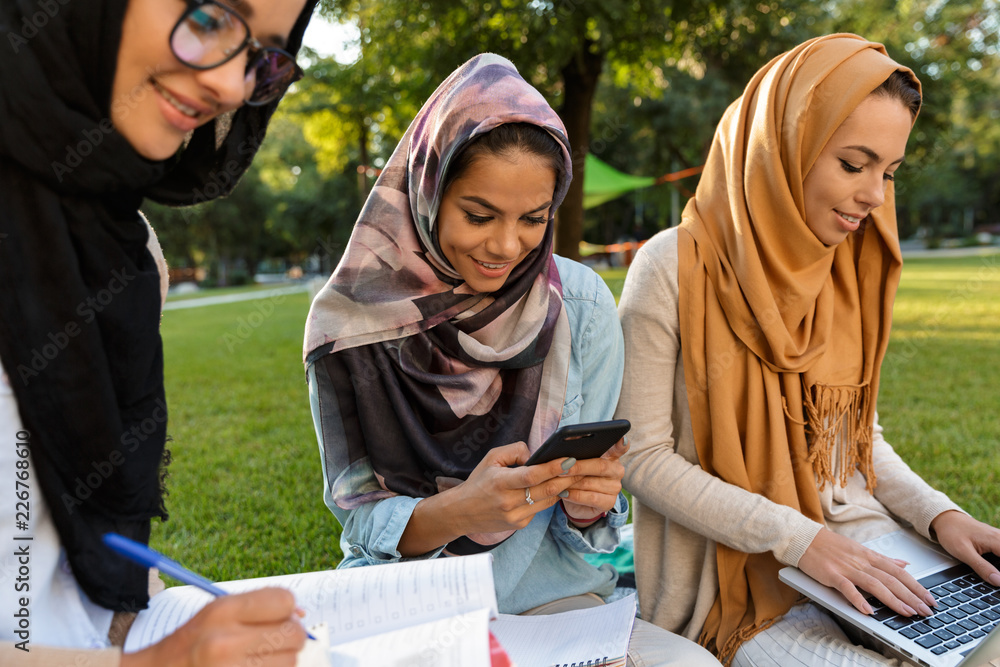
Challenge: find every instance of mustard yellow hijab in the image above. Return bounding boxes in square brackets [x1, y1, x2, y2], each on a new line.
[677, 34, 919, 663]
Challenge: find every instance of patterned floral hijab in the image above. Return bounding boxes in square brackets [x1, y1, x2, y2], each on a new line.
[304, 54, 574, 554]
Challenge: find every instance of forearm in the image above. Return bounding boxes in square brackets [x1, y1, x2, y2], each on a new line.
[1, 643, 120, 667]
[336, 495, 447, 563]
[397, 489, 466, 556]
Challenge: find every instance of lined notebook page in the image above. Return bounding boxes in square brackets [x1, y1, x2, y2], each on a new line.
[124, 553, 497, 652]
[490, 594, 636, 667]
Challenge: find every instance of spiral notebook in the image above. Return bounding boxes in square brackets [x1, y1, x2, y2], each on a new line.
[490, 594, 636, 667]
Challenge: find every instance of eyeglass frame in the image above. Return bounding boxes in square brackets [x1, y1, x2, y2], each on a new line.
[170, 0, 305, 106]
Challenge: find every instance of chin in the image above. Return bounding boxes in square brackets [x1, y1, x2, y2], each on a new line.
[127, 134, 186, 162]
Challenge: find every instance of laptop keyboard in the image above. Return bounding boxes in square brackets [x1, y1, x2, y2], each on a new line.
[866, 554, 1000, 657]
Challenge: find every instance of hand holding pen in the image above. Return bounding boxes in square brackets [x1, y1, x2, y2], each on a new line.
[104, 533, 313, 667]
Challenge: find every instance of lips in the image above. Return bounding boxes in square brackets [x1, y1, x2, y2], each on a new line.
[152, 80, 211, 132]
[475, 259, 509, 270]
[471, 257, 513, 279]
[836, 210, 864, 224]
[835, 209, 865, 232]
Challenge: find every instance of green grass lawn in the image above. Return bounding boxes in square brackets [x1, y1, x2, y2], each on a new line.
[878, 254, 1000, 527]
[154, 291, 338, 581]
[152, 255, 1000, 583]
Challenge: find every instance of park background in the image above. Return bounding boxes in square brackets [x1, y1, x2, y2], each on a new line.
[147, 1, 1000, 581]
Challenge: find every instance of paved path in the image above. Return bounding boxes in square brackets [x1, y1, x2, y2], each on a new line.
[164, 247, 999, 311]
[163, 283, 310, 311]
[900, 245, 1000, 259]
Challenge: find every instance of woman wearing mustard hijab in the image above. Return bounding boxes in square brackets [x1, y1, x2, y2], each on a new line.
[616, 34, 1000, 666]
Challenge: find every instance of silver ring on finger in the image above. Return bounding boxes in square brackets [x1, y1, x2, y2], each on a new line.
[525, 487, 535, 505]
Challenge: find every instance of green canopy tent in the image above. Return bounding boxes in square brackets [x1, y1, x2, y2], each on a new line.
[582, 153, 656, 209]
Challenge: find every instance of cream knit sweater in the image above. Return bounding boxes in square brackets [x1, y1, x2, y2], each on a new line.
[615, 227, 962, 641]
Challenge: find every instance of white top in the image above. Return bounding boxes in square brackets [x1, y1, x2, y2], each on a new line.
[1, 362, 114, 647]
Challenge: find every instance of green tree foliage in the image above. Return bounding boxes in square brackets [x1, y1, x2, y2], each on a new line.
[801, 0, 1000, 238]
[146, 110, 363, 283]
[148, 1, 1000, 280]
[319, 0, 833, 257]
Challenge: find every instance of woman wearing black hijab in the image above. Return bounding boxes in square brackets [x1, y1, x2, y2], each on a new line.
[0, 0, 317, 664]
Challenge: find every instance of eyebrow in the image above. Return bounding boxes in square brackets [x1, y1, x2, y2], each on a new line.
[459, 196, 552, 215]
[844, 145, 905, 165]
[218, 0, 290, 47]
[221, 0, 254, 19]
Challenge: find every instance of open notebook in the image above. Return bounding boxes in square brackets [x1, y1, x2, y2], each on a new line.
[125, 553, 635, 667]
[126, 554, 498, 666]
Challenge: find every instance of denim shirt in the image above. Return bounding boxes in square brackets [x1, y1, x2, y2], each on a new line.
[307, 255, 628, 614]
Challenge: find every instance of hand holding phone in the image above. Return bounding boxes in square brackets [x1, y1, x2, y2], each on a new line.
[523, 419, 631, 467]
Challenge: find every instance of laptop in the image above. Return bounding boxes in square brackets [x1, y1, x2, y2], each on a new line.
[779, 530, 1000, 667]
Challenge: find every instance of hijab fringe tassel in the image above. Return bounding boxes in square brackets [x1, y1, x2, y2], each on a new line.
[801, 380, 877, 493]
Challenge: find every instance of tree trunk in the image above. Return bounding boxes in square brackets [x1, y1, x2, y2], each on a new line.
[556, 42, 604, 261]
[358, 114, 370, 199]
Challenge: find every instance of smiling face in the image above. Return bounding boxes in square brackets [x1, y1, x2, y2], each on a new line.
[436, 150, 556, 293]
[802, 95, 914, 246]
[111, 0, 307, 160]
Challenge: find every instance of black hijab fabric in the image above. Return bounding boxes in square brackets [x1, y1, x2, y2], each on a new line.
[0, 0, 317, 611]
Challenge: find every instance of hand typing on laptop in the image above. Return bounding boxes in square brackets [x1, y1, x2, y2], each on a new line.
[799, 527, 938, 618]
[931, 511, 1000, 588]
[798, 512, 1000, 624]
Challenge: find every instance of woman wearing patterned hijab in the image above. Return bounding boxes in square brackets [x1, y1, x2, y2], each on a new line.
[617, 34, 1000, 666]
[0, 0, 317, 664]
[305, 54, 717, 665]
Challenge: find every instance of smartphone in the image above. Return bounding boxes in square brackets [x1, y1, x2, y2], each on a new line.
[523, 419, 631, 467]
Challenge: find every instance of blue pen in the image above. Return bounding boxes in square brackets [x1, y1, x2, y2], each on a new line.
[102, 533, 316, 640]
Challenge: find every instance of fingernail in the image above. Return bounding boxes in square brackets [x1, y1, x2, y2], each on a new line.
[295, 607, 307, 618]
[863, 602, 873, 615]
[561, 458, 576, 472]
[902, 604, 917, 616]
[558, 490, 569, 498]
[924, 593, 937, 607]
[990, 573, 1000, 587]
[918, 603, 932, 617]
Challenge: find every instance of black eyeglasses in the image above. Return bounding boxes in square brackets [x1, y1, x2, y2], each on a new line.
[171, 0, 303, 106]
